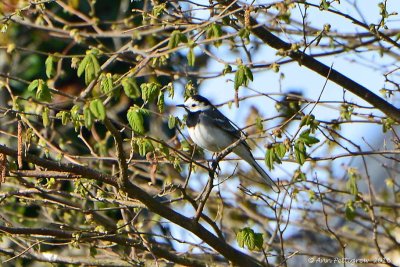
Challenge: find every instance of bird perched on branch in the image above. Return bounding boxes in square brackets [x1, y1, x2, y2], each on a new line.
[177, 95, 279, 193]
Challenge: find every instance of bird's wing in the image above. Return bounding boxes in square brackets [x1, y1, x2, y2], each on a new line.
[202, 108, 251, 149]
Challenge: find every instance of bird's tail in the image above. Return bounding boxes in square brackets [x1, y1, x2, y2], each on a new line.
[250, 160, 280, 193]
[234, 144, 280, 193]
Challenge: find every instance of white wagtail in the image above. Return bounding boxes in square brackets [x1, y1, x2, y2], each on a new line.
[177, 95, 279, 193]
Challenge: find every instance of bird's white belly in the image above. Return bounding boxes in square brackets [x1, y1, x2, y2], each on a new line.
[188, 122, 232, 152]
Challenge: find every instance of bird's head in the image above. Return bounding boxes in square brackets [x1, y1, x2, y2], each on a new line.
[177, 95, 212, 112]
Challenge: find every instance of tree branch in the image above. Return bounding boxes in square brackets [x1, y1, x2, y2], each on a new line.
[0, 144, 265, 266]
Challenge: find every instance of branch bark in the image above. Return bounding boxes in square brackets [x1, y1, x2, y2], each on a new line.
[0, 225, 207, 267]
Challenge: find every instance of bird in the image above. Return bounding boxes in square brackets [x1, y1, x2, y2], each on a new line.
[177, 95, 279, 193]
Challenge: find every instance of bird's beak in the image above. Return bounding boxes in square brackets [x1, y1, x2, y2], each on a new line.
[176, 104, 185, 108]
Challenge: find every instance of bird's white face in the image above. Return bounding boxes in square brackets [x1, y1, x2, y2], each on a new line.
[184, 97, 211, 112]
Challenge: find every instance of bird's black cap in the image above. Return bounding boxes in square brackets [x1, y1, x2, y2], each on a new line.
[190, 95, 212, 105]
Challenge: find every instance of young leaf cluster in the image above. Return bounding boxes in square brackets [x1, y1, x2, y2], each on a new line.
[27, 79, 52, 102]
[141, 82, 161, 103]
[206, 23, 223, 47]
[346, 167, 360, 196]
[234, 64, 253, 90]
[168, 30, 188, 49]
[45, 55, 56, 78]
[77, 50, 101, 85]
[127, 106, 149, 134]
[236, 227, 263, 251]
[265, 143, 287, 170]
[99, 73, 113, 95]
[122, 77, 141, 99]
[294, 129, 319, 165]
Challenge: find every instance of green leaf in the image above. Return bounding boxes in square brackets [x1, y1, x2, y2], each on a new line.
[89, 54, 101, 77]
[77, 54, 90, 77]
[27, 79, 39, 92]
[138, 139, 146, 156]
[244, 66, 253, 82]
[300, 115, 319, 132]
[265, 148, 275, 170]
[168, 115, 176, 129]
[168, 31, 179, 49]
[206, 23, 223, 47]
[166, 82, 174, 98]
[276, 143, 287, 158]
[83, 106, 94, 129]
[122, 77, 141, 99]
[255, 116, 263, 131]
[294, 140, 306, 165]
[56, 111, 70, 125]
[265, 143, 286, 170]
[345, 200, 356, 220]
[127, 106, 145, 134]
[141, 82, 161, 103]
[299, 129, 319, 146]
[236, 227, 263, 251]
[346, 168, 359, 195]
[382, 117, 395, 133]
[320, 0, 330, 10]
[304, 135, 319, 145]
[187, 48, 195, 66]
[157, 91, 165, 113]
[340, 104, 354, 121]
[294, 168, 306, 181]
[35, 79, 52, 102]
[77, 50, 101, 85]
[222, 64, 232, 75]
[152, 3, 166, 17]
[238, 27, 251, 43]
[136, 138, 154, 157]
[85, 61, 95, 85]
[70, 104, 80, 120]
[42, 106, 50, 127]
[271, 62, 280, 72]
[89, 247, 97, 258]
[234, 66, 245, 90]
[45, 55, 55, 78]
[89, 99, 106, 121]
[100, 73, 113, 95]
[168, 30, 187, 49]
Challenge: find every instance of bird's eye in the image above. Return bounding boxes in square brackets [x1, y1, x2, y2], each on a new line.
[191, 104, 196, 107]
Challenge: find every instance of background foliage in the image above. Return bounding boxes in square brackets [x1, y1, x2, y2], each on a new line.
[0, 0, 399, 266]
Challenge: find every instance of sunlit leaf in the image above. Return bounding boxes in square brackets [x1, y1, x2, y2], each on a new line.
[168, 30, 187, 49]
[187, 48, 195, 66]
[345, 200, 356, 220]
[89, 99, 106, 121]
[100, 73, 113, 95]
[27, 79, 39, 92]
[83, 106, 93, 129]
[122, 77, 141, 99]
[141, 82, 161, 103]
[45, 55, 56, 78]
[127, 106, 145, 134]
[42, 106, 50, 127]
[236, 227, 263, 251]
[234, 66, 245, 90]
[157, 91, 165, 113]
[168, 115, 176, 129]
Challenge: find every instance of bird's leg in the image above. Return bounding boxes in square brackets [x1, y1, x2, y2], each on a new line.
[211, 152, 221, 174]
